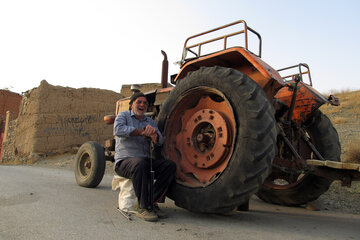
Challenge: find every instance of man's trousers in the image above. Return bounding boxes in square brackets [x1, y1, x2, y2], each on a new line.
[115, 157, 176, 209]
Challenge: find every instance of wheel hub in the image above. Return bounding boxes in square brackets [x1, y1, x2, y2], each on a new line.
[177, 109, 229, 169]
[165, 92, 235, 187]
[80, 154, 92, 177]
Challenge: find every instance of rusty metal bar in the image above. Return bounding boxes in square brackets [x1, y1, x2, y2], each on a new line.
[278, 63, 312, 86]
[298, 127, 325, 161]
[287, 76, 300, 123]
[279, 126, 307, 168]
[244, 23, 248, 50]
[248, 26, 262, 57]
[310, 167, 360, 187]
[181, 20, 262, 64]
[281, 71, 309, 80]
[301, 63, 312, 86]
[183, 20, 248, 46]
[186, 30, 246, 50]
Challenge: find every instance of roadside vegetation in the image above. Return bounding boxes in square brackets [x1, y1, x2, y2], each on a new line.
[321, 89, 360, 163]
[317, 89, 360, 214]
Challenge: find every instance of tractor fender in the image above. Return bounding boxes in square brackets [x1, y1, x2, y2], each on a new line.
[173, 47, 286, 99]
[275, 81, 329, 124]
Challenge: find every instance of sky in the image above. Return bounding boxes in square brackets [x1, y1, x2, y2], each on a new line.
[1, 0, 359, 95]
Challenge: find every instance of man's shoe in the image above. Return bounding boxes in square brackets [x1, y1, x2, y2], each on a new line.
[135, 208, 158, 222]
[153, 204, 168, 219]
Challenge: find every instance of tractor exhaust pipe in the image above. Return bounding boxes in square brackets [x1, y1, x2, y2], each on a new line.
[161, 50, 168, 89]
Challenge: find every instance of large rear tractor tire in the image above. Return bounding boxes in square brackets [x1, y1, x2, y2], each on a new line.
[257, 110, 341, 205]
[75, 141, 106, 188]
[157, 66, 278, 213]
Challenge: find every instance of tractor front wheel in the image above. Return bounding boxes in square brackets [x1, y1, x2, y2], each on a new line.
[74, 141, 106, 188]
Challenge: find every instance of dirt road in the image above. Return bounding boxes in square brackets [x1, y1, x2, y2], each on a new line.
[0, 165, 359, 240]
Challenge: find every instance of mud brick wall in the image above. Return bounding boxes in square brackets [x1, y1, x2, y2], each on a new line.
[0, 90, 22, 120]
[0, 90, 22, 160]
[1, 119, 17, 163]
[120, 83, 164, 97]
[14, 80, 122, 156]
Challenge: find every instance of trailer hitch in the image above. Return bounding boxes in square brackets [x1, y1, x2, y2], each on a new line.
[327, 94, 340, 106]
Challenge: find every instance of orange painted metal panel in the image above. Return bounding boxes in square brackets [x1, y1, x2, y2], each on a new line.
[275, 81, 328, 124]
[173, 47, 286, 99]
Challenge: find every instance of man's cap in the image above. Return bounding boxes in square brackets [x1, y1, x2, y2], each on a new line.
[129, 92, 147, 104]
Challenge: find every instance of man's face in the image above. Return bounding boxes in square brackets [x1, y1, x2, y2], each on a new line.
[130, 96, 148, 118]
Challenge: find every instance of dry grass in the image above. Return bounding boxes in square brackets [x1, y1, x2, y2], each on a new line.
[321, 89, 360, 116]
[332, 117, 347, 124]
[321, 89, 360, 121]
[324, 88, 353, 95]
[343, 140, 360, 164]
[321, 89, 360, 163]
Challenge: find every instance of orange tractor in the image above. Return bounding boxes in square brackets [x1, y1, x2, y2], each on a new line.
[74, 20, 360, 213]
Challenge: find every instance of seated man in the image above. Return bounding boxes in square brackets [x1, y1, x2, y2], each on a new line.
[114, 92, 176, 222]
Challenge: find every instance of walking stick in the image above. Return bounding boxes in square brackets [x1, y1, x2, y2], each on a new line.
[149, 141, 155, 211]
[117, 207, 132, 221]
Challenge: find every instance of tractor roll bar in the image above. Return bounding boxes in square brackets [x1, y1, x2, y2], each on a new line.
[181, 20, 262, 64]
[277, 63, 313, 86]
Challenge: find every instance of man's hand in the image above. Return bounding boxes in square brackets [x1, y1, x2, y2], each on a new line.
[143, 125, 158, 144]
[130, 125, 158, 143]
[130, 128, 144, 136]
[143, 125, 156, 137]
[149, 132, 158, 144]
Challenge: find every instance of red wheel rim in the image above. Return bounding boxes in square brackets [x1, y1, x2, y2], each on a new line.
[164, 87, 235, 187]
